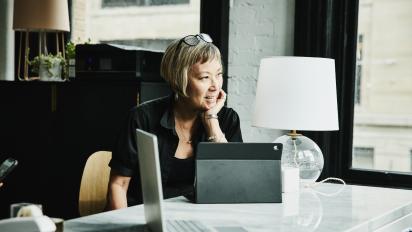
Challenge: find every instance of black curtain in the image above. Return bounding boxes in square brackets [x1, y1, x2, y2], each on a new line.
[200, 0, 229, 94]
[294, 0, 359, 180]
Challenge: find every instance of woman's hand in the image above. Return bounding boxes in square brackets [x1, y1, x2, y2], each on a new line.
[0, 182, 3, 188]
[205, 90, 226, 116]
[200, 90, 228, 143]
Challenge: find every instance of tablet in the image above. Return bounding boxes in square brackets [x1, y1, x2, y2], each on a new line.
[195, 143, 283, 204]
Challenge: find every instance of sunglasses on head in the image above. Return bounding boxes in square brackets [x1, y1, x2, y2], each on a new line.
[172, 34, 213, 66]
[180, 33, 213, 46]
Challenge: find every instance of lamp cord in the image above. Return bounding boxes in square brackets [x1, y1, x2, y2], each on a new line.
[305, 177, 346, 188]
[304, 178, 346, 196]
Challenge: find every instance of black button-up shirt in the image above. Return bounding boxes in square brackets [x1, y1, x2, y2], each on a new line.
[109, 95, 243, 206]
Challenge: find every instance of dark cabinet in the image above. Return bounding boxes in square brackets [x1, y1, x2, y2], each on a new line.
[0, 80, 139, 219]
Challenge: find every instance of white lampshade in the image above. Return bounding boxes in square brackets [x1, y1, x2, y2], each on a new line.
[252, 56, 339, 131]
[13, 0, 70, 32]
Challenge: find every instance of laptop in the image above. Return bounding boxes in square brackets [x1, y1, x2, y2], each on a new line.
[137, 129, 250, 232]
[195, 143, 283, 204]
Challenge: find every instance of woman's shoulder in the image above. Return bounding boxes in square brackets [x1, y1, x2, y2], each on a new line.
[130, 95, 172, 114]
[126, 95, 172, 128]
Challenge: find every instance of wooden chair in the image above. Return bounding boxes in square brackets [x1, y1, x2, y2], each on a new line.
[78, 151, 112, 216]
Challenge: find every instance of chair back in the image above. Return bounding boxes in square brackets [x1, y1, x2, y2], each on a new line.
[79, 151, 112, 216]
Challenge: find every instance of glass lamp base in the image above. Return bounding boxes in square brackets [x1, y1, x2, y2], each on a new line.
[275, 134, 324, 183]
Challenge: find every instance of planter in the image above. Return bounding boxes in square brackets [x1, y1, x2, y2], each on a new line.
[29, 53, 66, 82]
[38, 58, 64, 82]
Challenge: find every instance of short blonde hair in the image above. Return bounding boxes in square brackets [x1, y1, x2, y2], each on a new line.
[160, 36, 222, 97]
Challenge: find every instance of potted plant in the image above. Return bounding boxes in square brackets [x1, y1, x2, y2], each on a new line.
[28, 51, 66, 81]
[65, 41, 76, 79]
[65, 38, 91, 80]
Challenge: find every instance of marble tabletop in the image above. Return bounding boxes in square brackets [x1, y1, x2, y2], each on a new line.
[64, 183, 412, 232]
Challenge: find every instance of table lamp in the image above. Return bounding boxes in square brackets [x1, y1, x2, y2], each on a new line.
[252, 56, 339, 184]
[13, 0, 70, 80]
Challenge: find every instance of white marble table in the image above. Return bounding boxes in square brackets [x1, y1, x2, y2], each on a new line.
[64, 183, 412, 232]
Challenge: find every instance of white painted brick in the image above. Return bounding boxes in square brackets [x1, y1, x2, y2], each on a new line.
[229, 34, 255, 48]
[256, 4, 279, 17]
[228, 0, 295, 142]
[251, 22, 275, 36]
[238, 77, 257, 95]
[230, 50, 259, 66]
[230, 6, 256, 24]
[254, 35, 277, 54]
[236, 0, 271, 7]
[228, 65, 258, 78]
[228, 77, 240, 95]
[230, 23, 255, 36]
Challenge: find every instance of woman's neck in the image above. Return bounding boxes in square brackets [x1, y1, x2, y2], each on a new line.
[173, 97, 198, 123]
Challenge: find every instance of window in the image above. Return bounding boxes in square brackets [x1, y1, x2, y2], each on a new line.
[294, 0, 412, 187]
[352, 0, 412, 174]
[355, 34, 363, 105]
[410, 149, 412, 172]
[353, 147, 374, 169]
[70, 0, 199, 51]
[100, 39, 175, 51]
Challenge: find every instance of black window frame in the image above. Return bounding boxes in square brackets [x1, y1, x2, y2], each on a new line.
[294, 0, 412, 189]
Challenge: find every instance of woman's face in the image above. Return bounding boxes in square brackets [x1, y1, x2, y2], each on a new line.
[185, 58, 223, 111]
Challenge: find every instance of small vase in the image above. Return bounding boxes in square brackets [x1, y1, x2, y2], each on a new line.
[38, 59, 64, 82]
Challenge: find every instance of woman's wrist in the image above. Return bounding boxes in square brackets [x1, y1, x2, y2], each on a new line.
[202, 113, 220, 130]
[204, 113, 218, 120]
[201, 114, 226, 142]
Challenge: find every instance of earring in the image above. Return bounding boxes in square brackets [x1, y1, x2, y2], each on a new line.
[174, 92, 179, 101]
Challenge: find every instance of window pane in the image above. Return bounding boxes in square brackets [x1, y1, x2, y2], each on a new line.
[353, 147, 374, 169]
[410, 149, 412, 171]
[71, 0, 200, 51]
[353, 0, 412, 173]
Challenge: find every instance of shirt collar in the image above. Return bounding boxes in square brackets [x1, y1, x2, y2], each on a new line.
[159, 94, 207, 140]
[160, 94, 175, 130]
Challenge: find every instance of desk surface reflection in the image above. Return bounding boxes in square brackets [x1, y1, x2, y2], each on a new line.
[64, 183, 412, 232]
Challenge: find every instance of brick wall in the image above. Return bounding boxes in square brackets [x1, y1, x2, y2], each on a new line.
[227, 0, 295, 142]
[71, 0, 88, 42]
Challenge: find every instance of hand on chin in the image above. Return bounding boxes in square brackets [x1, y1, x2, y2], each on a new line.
[205, 101, 217, 110]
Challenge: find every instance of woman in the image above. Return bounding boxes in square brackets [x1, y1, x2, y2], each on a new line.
[107, 33, 243, 209]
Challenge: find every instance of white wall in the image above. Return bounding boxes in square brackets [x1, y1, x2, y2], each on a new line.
[227, 0, 295, 142]
[0, 0, 15, 80]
